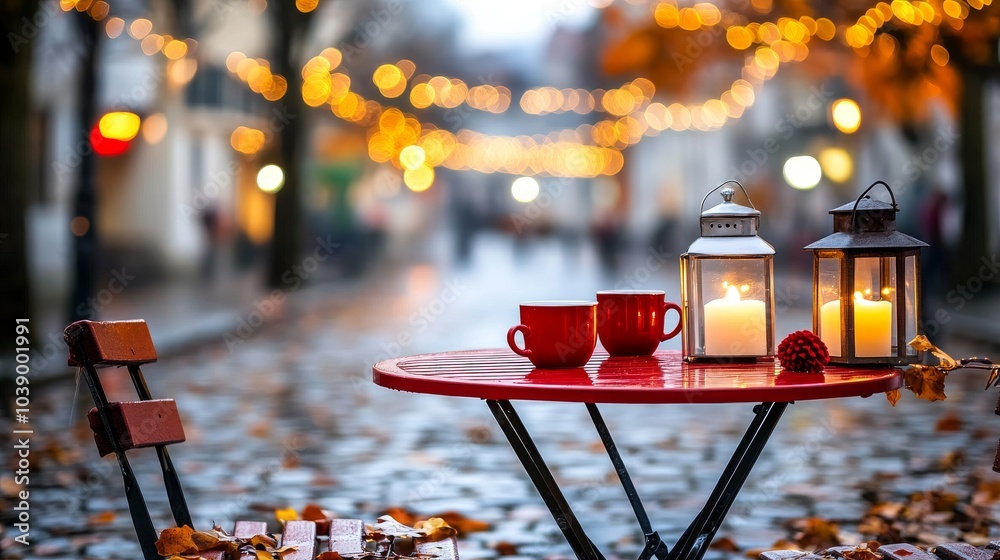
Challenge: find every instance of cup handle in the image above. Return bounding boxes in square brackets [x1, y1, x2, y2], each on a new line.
[661, 302, 683, 341]
[507, 325, 532, 358]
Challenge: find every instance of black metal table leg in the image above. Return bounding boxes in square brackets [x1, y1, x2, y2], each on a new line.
[487, 400, 604, 560]
[586, 404, 669, 560]
[667, 401, 788, 560]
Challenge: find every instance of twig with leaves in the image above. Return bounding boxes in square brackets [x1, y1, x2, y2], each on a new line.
[886, 335, 1000, 406]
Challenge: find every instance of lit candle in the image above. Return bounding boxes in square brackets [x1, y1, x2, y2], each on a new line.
[853, 291, 892, 356]
[819, 292, 892, 357]
[703, 285, 766, 356]
[819, 300, 842, 356]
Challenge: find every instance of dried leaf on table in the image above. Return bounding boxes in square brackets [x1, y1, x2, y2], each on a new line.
[885, 389, 901, 406]
[315, 553, 344, 560]
[909, 335, 959, 369]
[902, 364, 948, 402]
[156, 525, 197, 556]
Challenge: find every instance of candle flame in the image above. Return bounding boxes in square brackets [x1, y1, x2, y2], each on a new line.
[726, 285, 742, 302]
[854, 291, 864, 300]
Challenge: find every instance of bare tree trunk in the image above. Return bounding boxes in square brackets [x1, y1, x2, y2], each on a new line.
[267, 4, 306, 288]
[955, 68, 993, 286]
[0, 0, 39, 341]
[69, 13, 99, 321]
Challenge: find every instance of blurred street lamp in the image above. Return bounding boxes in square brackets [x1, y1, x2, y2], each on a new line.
[831, 99, 861, 134]
[511, 176, 540, 203]
[783, 155, 821, 190]
[257, 164, 285, 193]
[404, 165, 434, 192]
[399, 145, 426, 170]
[98, 111, 141, 140]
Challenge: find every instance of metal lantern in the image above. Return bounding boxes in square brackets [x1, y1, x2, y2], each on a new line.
[804, 181, 928, 365]
[681, 181, 776, 362]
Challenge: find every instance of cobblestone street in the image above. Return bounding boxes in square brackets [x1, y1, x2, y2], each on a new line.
[4, 236, 1000, 560]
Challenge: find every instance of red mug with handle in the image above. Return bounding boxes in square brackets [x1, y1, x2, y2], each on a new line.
[507, 301, 598, 368]
[596, 290, 682, 356]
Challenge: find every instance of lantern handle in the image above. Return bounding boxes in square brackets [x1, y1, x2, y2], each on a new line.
[699, 180, 756, 214]
[849, 180, 898, 228]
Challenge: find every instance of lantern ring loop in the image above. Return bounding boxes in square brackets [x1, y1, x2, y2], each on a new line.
[699, 180, 757, 214]
[849, 180, 898, 228]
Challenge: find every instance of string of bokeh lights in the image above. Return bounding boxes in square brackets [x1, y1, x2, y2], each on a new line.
[65, 0, 991, 190]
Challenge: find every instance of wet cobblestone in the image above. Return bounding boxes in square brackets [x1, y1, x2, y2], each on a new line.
[3, 237, 1000, 559]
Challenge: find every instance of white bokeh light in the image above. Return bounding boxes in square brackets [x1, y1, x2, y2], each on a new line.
[783, 156, 822, 190]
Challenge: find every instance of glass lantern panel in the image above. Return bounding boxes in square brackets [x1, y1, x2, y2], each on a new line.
[904, 254, 918, 358]
[817, 257, 842, 357]
[852, 256, 896, 358]
[694, 257, 769, 356]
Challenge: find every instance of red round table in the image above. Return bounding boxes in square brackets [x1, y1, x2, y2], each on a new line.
[373, 349, 901, 560]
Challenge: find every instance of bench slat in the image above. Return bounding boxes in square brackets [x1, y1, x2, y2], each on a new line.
[65, 320, 157, 367]
[416, 536, 460, 560]
[88, 400, 185, 457]
[879, 543, 938, 559]
[328, 518, 365, 555]
[935, 543, 998, 560]
[280, 520, 316, 560]
[234, 521, 270, 559]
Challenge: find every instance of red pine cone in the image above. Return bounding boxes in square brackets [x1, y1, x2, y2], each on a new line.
[778, 330, 830, 373]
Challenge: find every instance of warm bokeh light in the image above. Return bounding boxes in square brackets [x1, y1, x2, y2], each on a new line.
[129, 18, 152, 40]
[89, 124, 131, 156]
[783, 155, 822, 190]
[105, 17, 124, 38]
[511, 177, 540, 203]
[70, 216, 90, 237]
[831, 99, 862, 134]
[404, 164, 435, 192]
[399, 145, 427, 170]
[231, 127, 266, 155]
[296, 0, 319, 12]
[818, 147, 854, 183]
[141, 113, 168, 144]
[257, 164, 285, 193]
[99, 111, 141, 141]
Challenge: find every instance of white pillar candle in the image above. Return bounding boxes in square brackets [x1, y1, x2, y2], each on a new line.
[819, 300, 842, 356]
[853, 292, 892, 357]
[704, 285, 766, 356]
[819, 293, 892, 358]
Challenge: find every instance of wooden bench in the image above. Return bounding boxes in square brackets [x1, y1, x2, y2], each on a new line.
[65, 319, 459, 560]
[761, 541, 1000, 559]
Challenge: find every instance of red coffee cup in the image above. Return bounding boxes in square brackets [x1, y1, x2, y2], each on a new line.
[507, 301, 598, 368]
[596, 290, 682, 356]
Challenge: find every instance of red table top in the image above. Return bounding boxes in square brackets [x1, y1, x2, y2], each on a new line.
[372, 349, 902, 404]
